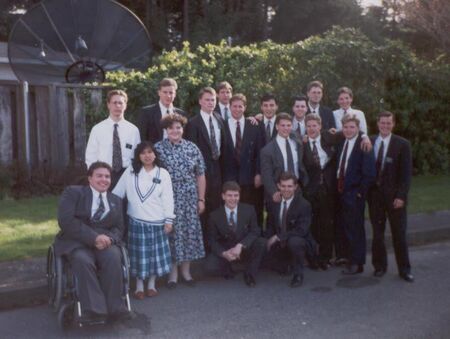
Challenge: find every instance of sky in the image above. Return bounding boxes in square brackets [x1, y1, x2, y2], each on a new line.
[360, 0, 383, 7]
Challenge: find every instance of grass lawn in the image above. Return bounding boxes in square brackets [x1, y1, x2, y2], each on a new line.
[0, 175, 449, 262]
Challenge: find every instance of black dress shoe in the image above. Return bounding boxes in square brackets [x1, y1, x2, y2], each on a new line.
[290, 274, 304, 288]
[373, 269, 386, 277]
[108, 310, 136, 323]
[80, 311, 107, 324]
[243, 273, 256, 287]
[181, 278, 196, 287]
[167, 281, 177, 289]
[342, 264, 364, 275]
[400, 272, 414, 282]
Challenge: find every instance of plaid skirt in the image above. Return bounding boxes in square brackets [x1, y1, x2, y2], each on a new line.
[128, 217, 172, 279]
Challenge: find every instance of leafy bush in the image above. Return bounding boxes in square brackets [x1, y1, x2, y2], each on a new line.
[102, 26, 449, 174]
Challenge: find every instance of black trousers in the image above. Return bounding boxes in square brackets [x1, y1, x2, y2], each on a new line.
[266, 236, 307, 275]
[239, 185, 264, 230]
[368, 187, 411, 274]
[69, 246, 126, 316]
[306, 185, 335, 262]
[204, 238, 267, 277]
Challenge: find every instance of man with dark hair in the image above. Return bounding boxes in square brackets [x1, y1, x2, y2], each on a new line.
[260, 112, 308, 207]
[185, 87, 226, 238]
[54, 161, 130, 322]
[85, 90, 140, 189]
[265, 172, 316, 287]
[222, 93, 265, 227]
[306, 80, 336, 131]
[303, 113, 337, 270]
[205, 181, 267, 287]
[291, 95, 309, 142]
[336, 114, 376, 275]
[137, 77, 186, 144]
[368, 111, 414, 282]
[214, 81, 233, 120]
[259, 93, 279, 145]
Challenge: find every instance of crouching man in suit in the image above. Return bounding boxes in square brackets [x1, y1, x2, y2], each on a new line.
[54, 161, 130, 323]
[266, 172, 317, 288]
[204, 181, 267, 287]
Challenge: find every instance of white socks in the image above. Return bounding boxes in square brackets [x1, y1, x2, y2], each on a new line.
[135, 278, 144, 293]
[147, 276, 156, 291]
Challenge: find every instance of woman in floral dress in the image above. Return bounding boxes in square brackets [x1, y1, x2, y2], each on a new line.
[155, 113, 206, 287]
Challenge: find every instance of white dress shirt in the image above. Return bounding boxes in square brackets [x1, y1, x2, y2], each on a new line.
[337, 135, 358, 177]
[308, 135, 329, 169]
[308, 104, 320, 114]
[113, 166, 175, 224]
[374, 133, 392, 169]
[228, 116, 245, 147]
[85, 117, 141, 168]
[200, 110, 221, 151]
[276, 135, 299, 178]
[90, 186, 110, 219]
[293, 117, 306, 136]
[333, 107, 368, 134]
[219, 102, 230, 120]
[225, 206, 238, 224]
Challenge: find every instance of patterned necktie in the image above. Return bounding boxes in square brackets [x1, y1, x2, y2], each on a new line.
[209, 116, 220, 160]
[285, 138, 295, 176]
[266, 120, 271, 141]
[224, 107, 229, 120]
[229, 210, 236, 232]
[281, 200, 288, 233]
[376, 140, 384, 185]
[235, 120, 242, 164]
[112, 123, 123, 172]
[312, 141, 321, 168]
[92, 194, 105, 222]
[338, 140, 349, 193]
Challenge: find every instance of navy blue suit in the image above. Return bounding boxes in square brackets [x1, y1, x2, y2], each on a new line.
[335, 135, 376, 266]
[307, 105, 336, 131]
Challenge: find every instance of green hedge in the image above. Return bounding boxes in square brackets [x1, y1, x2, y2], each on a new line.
[103, 26, 449, 174]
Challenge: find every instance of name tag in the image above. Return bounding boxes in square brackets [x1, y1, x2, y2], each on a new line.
[125, 143, 132, 149]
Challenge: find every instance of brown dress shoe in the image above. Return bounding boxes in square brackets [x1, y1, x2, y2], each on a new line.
[134, 291, 145, 300]
[146, 288, 158, 297]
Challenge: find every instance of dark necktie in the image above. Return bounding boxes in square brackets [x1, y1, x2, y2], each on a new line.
[285, 138, 295, 176]
[224, 107, 229, 120]
[209, 116, 220, 160]
[376, 140, 385, 184]
[92, 194, 105, 222]
[167, 109, 170, 115]
[112, 123, 123, 172]
[235, 120, 242, 164]
[337, 140, 349, 194]
[229, 210, 236, 232]
[312, 141, 321, 168]
[281, 200, 288, 233]
[266, 120, 271, 141]
[296, 122, 302, 137]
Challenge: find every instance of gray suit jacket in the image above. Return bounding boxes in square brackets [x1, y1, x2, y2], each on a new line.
[260, 137, 309, 197]
[54, 186, 124, 256]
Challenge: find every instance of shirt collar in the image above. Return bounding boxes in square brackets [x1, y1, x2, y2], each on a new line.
[276, 134, 289, 143]
[264, 116, 275, 124]
[219, 102, 229, 111]
[200, 110, 214, 120]
[282, 196, 294, 205]
[232, 116, 245, 125]
[225, 205, 238, 216]
[159, 101, 173, 113]
[308, 103, 320, 112]
[378, 133, 392, 142]
[107, 117, 124, 125]
[309, 134, 321, 145]
[90, 186, 106, 200]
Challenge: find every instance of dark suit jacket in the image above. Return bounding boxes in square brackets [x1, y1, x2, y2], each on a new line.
[369, 134, 412, 201]
[137, 103, 186, 143]
[258, 120, 277, 145]
[222, 119, 264, 185]
[184, 112, 226, 180]
[337, 135, 376, 199]
[208, 203, 260, 258]
[266, 192, 317, 253]
[307, 105, 336, 131]
[260, 137, 309, 197]
[54, 186, 124, 256]
[303, 134, 337, 195]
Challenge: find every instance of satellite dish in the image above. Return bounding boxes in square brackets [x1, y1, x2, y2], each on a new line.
[7, 0, 152, 84]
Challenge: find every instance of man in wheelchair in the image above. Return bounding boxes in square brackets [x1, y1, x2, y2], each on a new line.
[54, 161, 131, 323]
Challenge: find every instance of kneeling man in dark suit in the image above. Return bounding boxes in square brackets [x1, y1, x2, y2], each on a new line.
[266, 172, 317, 288]
[54, 161, 129, 322]
[205, 181, 267, 287]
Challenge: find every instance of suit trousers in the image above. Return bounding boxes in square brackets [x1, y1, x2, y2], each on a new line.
[368, 187, 411, 274]
[69, 245, 126, 316]
[336, 193, 366, 265]
[240, 185, 264, 230]
[306, 184, 335, 262]
[204, 238, 266, 277]
[266, 236, 307, 275]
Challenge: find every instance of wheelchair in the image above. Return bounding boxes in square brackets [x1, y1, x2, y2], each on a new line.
[46, 244, 132, 330]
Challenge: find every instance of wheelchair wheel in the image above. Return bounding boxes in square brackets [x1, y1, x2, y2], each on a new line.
[47, 246, 63, 312]
[57, 302, 75, 331]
